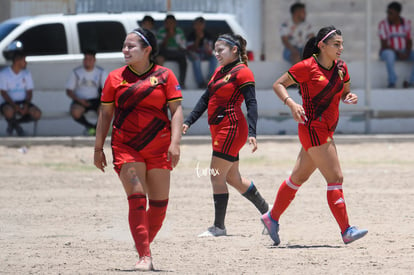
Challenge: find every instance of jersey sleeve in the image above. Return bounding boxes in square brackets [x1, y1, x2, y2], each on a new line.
[288, 59, 311, 83]
[100, 71, 117, 104]
[164, 68, 183, 102]
[65, 70, 77, 90]
[237, 66, 255, 89]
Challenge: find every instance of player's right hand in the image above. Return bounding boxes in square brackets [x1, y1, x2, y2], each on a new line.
[182, 124, 189, 135]
[94, 151, 107, 172]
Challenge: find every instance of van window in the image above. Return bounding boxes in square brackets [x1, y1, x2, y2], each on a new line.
[78, 21, 126, 53]
[16, 23, 67, 55]
[150, 20, 233, 41]
[0, 23, 19, 42]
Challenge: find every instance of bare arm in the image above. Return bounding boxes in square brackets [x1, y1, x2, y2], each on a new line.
[272, 72, 306, 124]
[168, 100, 183, 168]
[94, 103, 114, 172]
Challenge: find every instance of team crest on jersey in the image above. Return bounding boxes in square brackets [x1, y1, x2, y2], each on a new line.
[150, 76, 158, 86]
[223, 73, 231, 82]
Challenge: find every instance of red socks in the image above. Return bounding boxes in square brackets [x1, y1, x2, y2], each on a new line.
[128, 193, 150, 257]
[270, 177, 301, 221]
[147, 199, 169, 243]
[327, 183, 350, 234]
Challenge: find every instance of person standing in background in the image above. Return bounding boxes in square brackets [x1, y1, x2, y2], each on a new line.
[0, 47, 41, 136]
[66, 49, 107, 136]
[183, 33, 268, 237]
[280, 2, 314, 64]
[186, 16, 218, 89]
[156, 14, 188, 89]
[378, 1, 414, 88]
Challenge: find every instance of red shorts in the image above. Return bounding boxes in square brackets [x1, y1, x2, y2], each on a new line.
[209, 120, 248, 162]
[111, 127, 172, 175]
[298, 120, 334, 151]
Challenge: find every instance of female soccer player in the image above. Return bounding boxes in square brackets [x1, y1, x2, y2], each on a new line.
[183, 33, 269, 237]
[94, 28, 183, 271]
[261, 26, 368, 246]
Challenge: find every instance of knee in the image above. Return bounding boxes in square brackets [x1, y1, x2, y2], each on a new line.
[380, 49, 395, 61]
[31, 108, 42, 120]
[2, 106, 14, 118]
[70, 106, 83, 119]
[328, 174, 343, 184]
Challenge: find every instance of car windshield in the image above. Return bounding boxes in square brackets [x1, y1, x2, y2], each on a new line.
[0, 22, 19, 42]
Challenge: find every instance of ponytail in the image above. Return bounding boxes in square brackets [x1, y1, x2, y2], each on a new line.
[235, 35, 248, 66]
[302, 37, 319, 60]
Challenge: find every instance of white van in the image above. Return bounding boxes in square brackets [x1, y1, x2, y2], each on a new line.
[0, 12, 251, 135]
[0, 11, 251, 91]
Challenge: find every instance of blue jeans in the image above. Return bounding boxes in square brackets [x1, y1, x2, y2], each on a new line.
[189, 53, 217, 87]
[283, 47, 303, 64]
[380, 49, 414, 85]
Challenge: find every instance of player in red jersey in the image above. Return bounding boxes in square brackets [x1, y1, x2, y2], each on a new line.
[261, 26, 368, 246]
[93, 28, 183, 271]
[183, 34, 269, 237]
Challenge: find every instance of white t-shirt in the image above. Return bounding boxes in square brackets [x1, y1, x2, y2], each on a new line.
[0, 66, 34, 102]
[280, 19, 313, 49]
[65, 66, 107, 100]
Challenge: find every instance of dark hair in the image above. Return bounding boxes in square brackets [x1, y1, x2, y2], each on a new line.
[302, 25, 342, 60]
[165, 14, 176, 21]
[12, 51, 26, 62]
[194, 16, 205, 24]
[388, 1, 402, 13]
[290, 2, 305, 14]
[132, 28, 158, 61]
[217, 33, 249, 66]
[142, 15, 154, 24]
[83, 49, 96, 56]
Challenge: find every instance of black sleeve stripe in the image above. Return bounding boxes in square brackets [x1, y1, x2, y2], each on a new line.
[239, 81, 255, 89]
[287, 72, 299, 83]
[168, 97, 183, 102]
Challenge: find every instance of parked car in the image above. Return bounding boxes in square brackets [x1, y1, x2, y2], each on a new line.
[0, 12, 251, 92]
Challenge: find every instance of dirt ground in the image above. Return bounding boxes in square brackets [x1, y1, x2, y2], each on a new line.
[0, 136, 413, 274]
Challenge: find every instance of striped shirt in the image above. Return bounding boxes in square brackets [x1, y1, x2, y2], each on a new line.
[378, 17, 412, 51]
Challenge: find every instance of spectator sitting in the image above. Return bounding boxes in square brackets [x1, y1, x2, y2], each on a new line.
[0, 46, 42, 136]
[65, 49, 107, 136]
[156, 14, 187, 89]
[186, 16, 218, 89]
[378, 1, 414, 88]
[140, 15, 156, 35]
[280, 2, 314, 64]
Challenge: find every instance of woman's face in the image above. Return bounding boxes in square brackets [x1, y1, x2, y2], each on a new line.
[321, 34, 344, 61]
[122, 33, 148, 65]
[214, 40, 238, 66]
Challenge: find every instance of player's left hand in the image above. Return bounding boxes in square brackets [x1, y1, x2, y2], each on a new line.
[167, 143, 180, 168]
[343, 93, 358, 104]
[248, 137, 258, 153]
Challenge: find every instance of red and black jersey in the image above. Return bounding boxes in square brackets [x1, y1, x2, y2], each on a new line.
[207, 61, 255, 127]
[101, 63, 182, 150]
[288, 55, 350, 130]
